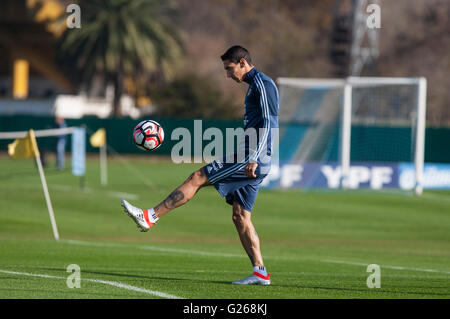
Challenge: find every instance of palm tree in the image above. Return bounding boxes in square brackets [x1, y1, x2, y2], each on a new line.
[57, 0, 183, 116]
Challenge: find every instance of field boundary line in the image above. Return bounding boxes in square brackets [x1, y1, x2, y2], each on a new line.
[420, 192, 450, 203]
[0, 269, 182, 299]
[139, 245, 245, 258]
[52, 185, 140, 201]
[322, 259, 450, 275]
[64, 239, 246, 258]
[106, 191, 139, 200]
[0, 184, 140, 201]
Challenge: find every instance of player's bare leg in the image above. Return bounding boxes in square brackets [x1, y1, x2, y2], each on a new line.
[121, 168, 210, 231]
[231, 201, 270, 285]
[153, 168, 211, 218]
[232, 201, 264, 266]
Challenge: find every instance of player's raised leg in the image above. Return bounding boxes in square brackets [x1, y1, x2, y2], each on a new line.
[231, 201, 270, 285]
[121, 168, 210, 232]
[153, 168, 211, 218]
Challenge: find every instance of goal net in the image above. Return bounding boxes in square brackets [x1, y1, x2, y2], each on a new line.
[262, 76, 427, 194]
[0, 126, 85, 177]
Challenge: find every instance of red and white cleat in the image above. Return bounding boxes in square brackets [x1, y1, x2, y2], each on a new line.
[121, 200, 156, 232]
[232, 272, 271, 285]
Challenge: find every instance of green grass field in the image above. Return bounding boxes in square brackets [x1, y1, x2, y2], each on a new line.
[0, 154, 449, 299]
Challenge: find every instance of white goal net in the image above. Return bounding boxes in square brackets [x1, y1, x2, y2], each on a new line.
[263, 76, 427, 195]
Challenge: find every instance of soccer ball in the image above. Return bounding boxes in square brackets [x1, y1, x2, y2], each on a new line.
[133, 120, 164, 151]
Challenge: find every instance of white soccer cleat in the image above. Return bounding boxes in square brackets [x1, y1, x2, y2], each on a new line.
[121, 200, 155, 232]
[232, 272, 271, 285]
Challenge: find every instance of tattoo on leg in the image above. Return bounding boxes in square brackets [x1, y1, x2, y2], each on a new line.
[163, 189, 185, 209]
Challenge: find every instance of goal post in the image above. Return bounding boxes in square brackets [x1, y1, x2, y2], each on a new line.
[344, 76, 427, 195]
[272, 76, 427, 194]
[0, 126, 86, 240]
[415, 77, 427, 195]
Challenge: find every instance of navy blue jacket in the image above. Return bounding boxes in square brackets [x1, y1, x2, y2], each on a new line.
[243, 68, 279, 166]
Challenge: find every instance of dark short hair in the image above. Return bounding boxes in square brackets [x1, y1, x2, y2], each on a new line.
[220, 45, 252, 65]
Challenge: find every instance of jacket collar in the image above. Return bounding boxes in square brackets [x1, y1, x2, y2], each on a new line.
[243, 67, 258, 84]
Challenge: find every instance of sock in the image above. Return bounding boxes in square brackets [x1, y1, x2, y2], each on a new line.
[253, 266, 268, 277]
[143, 208, 159, 225]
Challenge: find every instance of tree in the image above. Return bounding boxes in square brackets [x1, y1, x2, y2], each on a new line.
[152, 73, 241, 119]
[57, 0, 183, 116]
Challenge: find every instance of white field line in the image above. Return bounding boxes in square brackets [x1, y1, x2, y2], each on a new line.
[420, 192, 450, 203]
[3, 184, 139, 201]
[51, 185, 139, 201]
[63, 239, 450, 276]
[106, 191, 139, 200]
[52, 185, 94, 193]
[139, 245, 244, 258]
[64, 239, 128, 248]
[64, 239, 245, 258]
[0, 269, 181, 299]
[322, 259, 450, 275]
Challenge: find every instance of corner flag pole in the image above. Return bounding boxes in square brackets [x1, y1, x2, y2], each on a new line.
[30, 130, 60, 241]
[89, 128, 107, 186]
[100, 143, 108, 186]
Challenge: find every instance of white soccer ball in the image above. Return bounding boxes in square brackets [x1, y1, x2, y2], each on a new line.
[133, 120, 165, 151]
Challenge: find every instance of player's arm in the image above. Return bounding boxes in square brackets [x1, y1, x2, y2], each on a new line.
[245, 77, 275, 177]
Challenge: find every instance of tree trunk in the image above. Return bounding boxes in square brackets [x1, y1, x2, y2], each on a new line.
[112, 73, 123, 117]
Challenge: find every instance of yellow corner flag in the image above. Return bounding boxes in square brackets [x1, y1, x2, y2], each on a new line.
[8, 128, 59, 240]
[90, 128, 106, 147]
[8, 129, 40, 159]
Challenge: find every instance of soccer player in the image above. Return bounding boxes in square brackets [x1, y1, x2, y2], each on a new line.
[54, 116, 67, 170]
[121, 45, 279, 285]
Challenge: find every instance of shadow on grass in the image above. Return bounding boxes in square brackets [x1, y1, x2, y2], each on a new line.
[32, 267, 449, 297]
[0, 287, 139, 298]
[34, 267, 232, 286]
[270, 282, 450, 297]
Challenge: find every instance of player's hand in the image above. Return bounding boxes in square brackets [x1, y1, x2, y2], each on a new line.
[244, 162, 258, 178]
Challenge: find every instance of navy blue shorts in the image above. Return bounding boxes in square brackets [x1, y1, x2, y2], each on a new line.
[203, 156, 268, 212]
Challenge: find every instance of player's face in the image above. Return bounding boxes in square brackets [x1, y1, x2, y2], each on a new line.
[223, 60, 245, 83]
